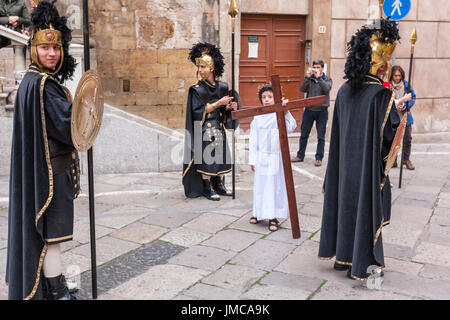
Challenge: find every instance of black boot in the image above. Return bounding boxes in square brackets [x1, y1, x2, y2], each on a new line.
[202, 179, 220, 201]
[211, 176, 232, 196]
[46, 274, 76, 300]
[333, 262, 350, 271]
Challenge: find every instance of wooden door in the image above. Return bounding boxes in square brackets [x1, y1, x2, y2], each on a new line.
[239, 14, 306, 132]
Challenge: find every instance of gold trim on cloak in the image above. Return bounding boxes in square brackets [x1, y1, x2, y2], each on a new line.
[25, 74, 54, 300]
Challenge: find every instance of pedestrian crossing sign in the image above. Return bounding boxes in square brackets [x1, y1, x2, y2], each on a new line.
[383, 0, 411, 21]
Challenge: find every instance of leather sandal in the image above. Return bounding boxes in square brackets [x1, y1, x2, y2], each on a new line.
[249, 217, 258, 224]
[268, 219, 279, 231]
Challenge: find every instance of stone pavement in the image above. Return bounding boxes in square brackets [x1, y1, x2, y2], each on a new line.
[0, 142, 450, 300]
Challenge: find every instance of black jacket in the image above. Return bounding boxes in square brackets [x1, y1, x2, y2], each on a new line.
[300, 73, 332, 111]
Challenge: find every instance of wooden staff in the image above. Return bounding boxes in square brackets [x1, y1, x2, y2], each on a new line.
[399, 27, 417, 188]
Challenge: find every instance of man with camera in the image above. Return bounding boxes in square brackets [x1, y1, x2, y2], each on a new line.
[291, 60, 332, 166]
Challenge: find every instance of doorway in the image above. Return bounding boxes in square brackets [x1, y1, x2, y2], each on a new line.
[239, 14, 307, 132]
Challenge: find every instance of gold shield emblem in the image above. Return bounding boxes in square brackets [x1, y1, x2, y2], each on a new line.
[71, 70, 104, 152]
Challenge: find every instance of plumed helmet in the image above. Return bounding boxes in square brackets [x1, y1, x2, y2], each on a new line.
[344, 19, 400, 87]
[188, 42, 225, 81]
[29, 0, 76, 83]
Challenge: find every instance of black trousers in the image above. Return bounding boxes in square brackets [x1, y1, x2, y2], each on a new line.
[296, 109, 328, 160]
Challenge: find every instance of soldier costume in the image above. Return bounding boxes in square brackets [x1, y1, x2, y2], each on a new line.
[318, 19, 401, 281]
[6, 0, 78, 300]
[182, 42, 236, 201]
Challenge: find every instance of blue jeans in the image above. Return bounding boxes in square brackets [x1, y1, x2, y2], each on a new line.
[296, 109, 328, 161]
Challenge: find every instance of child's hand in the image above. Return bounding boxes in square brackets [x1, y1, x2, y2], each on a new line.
[282, 98, 289, 106]
[250, 165, 254, 172]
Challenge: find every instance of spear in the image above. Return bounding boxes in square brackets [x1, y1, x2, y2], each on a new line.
[399, 27, 417, 188]
[82, 0, 98, 299]
[228, 0, 239, 199]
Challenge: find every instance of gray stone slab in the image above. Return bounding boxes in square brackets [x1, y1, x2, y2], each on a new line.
[160, 226, 212, 247]
[412, 241, 450, 268]
[281, 214, 322, 233]
[380, 271, 450, 300]
[421, 224, 450, 246]
[382, 221, 424, 248]
[0, 249, 6, 275]
[230, 239, 296, 271]
[299, 201, 324, 217]
[202, 229, 261, 252]
[440, 192, 450, 200]
[201, 264, 267, 292]
[419, 264, 450, 282]
[404, 184, 442, 195]
[183, 283, 241, 300]
[383, 243, 416, 260]
[70, 236, 140, 266]
[395, 192, 437, 209]
[241, 284, 311, 300]
[72, 219, 115, 244]
[260, 271, 323, 293]
[384, 257, 424, 276]
[312, 280, 420, 300]
[264, 228, 311, 246]
[430, 211, 450, 227]
[141, 211, 201, 229]
[108, 264, 209, 300]
[110, 222, 169, 244]
[169, 245, 236, 271]
[182, 213, 237, 234]
[0, 280, 7, 300]
[274, 240, 357, 285]
[438, 198, 450, 208]
[390, 204, 433, 225]
[95, 210, 150, 230]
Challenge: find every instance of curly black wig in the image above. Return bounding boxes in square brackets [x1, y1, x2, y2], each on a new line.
[29, 0, 77, 83]
[188, 42, 225, 79]
[344, 19, 400, 88]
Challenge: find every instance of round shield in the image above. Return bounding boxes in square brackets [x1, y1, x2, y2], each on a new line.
[71, 70, 104, 152]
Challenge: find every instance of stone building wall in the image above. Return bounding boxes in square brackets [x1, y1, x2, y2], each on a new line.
[90, 0, 221, 129]
[329, 0, 450, 134]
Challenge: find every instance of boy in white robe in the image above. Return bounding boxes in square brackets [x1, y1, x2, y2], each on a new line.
[249, 84, 297, 231]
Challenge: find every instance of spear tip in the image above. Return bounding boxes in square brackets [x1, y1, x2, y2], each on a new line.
[228, 0, 239, 18]
[410, 27, 417, 44]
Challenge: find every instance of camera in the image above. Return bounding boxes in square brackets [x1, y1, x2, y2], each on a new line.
[310, 68, 317, 73]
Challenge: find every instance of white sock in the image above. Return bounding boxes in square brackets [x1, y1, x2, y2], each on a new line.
[43, 243, 62, 278]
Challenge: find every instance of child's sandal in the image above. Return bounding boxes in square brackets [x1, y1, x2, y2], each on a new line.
[268, 219, 279, 231]
[249, 217, 259, 224]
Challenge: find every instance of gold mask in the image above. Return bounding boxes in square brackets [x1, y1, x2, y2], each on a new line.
[30, 25, 63, 75]
[195, 50, 214, 81]
[369, 33, 396, 79]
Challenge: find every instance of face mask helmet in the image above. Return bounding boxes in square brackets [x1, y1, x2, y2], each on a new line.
[344, 19, 400, 87]
[29, 0, 76, 83]
[189, 42, 225, 82]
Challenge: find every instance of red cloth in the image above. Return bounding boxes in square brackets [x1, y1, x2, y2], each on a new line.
[383, 81, 391, 89]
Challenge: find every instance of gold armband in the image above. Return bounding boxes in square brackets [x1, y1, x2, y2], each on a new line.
[210, 101, 219, 109]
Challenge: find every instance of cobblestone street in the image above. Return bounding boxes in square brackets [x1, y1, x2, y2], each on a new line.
[1, 142, 450, 300]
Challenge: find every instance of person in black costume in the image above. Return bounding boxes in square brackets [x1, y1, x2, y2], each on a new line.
[182, 42, 238, 201]
[318, 19, 411, 281]
[6, 0, 78, 300]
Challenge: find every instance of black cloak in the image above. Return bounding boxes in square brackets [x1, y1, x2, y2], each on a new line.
[318, 75, 400, 280]
[6, 67, 75, 300]
[182, 80, 233, 198]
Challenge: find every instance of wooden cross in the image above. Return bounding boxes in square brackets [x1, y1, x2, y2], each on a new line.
[232, 75, 326, 239]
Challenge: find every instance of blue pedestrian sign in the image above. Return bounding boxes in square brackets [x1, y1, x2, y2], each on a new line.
[383, 0, 411, 21]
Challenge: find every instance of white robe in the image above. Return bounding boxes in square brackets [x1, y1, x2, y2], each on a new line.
[249, 112, 297, 220]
